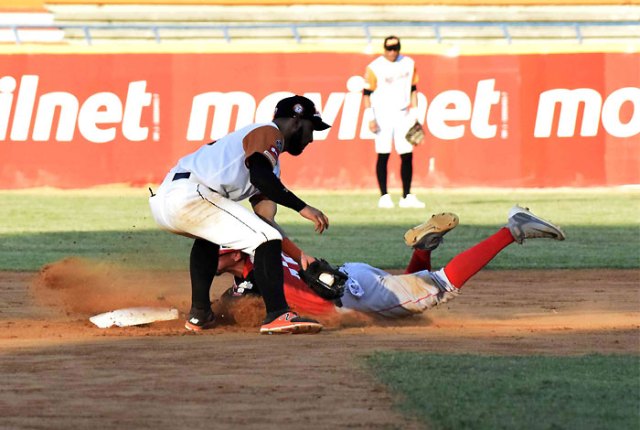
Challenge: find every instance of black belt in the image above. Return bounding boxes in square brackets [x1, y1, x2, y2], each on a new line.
[172, 172, 191, 181]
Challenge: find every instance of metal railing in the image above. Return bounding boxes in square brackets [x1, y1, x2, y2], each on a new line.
[5, 21, 640, 45]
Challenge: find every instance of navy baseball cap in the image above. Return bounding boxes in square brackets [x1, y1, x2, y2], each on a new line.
[384, 35, 401, 51]
[273, 95, 331, 131]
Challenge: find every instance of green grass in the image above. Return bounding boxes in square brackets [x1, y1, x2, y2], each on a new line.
[365, 353, 640, 430]
[0, 187, 638, 271]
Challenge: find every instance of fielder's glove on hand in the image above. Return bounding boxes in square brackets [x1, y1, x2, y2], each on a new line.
[299, 259, 348, 300]
[405, 120, 425, 146]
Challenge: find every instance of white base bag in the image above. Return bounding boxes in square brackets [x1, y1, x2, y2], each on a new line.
[90, 307, 179, 328]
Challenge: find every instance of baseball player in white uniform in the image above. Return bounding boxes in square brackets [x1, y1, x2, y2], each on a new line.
[149, 95, 332, 334]
[216, 206, 565, 319]
[364, 36, 426, 210]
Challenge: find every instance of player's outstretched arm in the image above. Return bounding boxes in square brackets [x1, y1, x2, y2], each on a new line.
[299, 251, 315, 270]
[252, 196, 318, 264]
[299, 205, 329, 234]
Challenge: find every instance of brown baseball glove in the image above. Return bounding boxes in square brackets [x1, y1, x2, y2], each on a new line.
[405, 120, 425, 146]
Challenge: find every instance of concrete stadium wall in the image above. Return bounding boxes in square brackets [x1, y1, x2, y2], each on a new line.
[3, 1, 637, 9]
[0, 50, 637, 189]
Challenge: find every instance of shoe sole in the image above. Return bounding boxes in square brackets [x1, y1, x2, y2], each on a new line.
[184, 320, 216, 332]
[404, 212, 459, 248]
[260, 322, 323, 335]
[509, 206, 566, 242]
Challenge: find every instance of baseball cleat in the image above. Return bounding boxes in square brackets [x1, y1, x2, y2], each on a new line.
[378, 194, 394, 209]
[507, 205, 566, 244]
[399, 194, 426, 209]
[404, 212, 459, 251]
[184, 307, 216, 332]
[260, 311, 323, 335]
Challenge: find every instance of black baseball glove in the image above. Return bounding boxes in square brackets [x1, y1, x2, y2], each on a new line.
[299, 259, 348, 300]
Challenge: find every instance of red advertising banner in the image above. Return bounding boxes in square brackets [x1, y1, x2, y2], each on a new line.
[0, 52, 638, 189]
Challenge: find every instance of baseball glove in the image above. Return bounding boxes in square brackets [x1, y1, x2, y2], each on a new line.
[299, 259, 348, 301]
[405, 120, 425, 146]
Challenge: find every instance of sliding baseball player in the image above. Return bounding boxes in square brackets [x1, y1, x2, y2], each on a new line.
[216, 206, 565, 319]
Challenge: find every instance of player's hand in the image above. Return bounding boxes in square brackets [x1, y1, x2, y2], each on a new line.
[300, 252, 316, 270]
[369, 120, 380, 133]
[299, 205, 329, 234]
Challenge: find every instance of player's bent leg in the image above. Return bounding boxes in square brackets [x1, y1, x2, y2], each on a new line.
[507, 205, 566, 244]
[148, 173, 196, 236]
[404, 249, 432, 274]
[172, 184, 282, 254]
[180, 189, 323, 334]
[404, 212, 459, 251]
[185, 238, 220, 332]
[254, 240, 289, 314]
[160, 182, 286, 332]
[256, 243, 324, 335]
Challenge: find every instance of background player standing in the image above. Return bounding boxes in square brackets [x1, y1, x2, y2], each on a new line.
[363, 35, 426, 209]
[149, 95, 330, 334]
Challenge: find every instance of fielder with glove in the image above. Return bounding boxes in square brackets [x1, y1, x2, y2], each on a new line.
[363, 35, 426, 209]
[215, 206, 565, 319]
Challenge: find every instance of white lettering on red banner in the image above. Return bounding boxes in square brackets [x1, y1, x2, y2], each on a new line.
[186, 77, 504, 141]
[534, 87, 640, 138]
[0, 75, 154, 143]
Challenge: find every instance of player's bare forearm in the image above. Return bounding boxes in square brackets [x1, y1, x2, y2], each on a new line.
[363, 94, 372, 109]
[363, 95, 379, 133]
[299, 252, 316, 270]
[299, 205, 329, 234]
[410, 90, 418, 108]
[252, 198, 277, 222]
[252, 199, 289, 239]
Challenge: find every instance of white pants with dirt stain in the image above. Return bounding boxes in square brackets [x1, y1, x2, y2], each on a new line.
[149, 171, 281, 256]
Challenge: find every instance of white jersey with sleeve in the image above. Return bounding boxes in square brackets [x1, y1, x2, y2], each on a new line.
[175, 123, 283, 202]
[338, 262, 458, 318]
[365, 54, 418, 113]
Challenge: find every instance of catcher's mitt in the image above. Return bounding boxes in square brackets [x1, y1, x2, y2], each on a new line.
[405, 120, 425, 146]
[299, 259, 348, 301]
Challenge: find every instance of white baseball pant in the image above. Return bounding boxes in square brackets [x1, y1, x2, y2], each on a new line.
[149, 171, 281, 256]
[373, 108, 415, 155]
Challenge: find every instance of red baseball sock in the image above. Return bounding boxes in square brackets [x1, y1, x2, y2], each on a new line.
[405, 249, 432, 273]
[443, 228, 514, 289]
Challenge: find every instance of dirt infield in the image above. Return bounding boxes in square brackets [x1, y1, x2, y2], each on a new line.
[1, 262, 638, 429]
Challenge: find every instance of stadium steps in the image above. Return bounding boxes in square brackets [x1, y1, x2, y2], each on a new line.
[9, 3, 640, 45]
[45, 4, 640, 23]
[0, 9, 64, 43]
